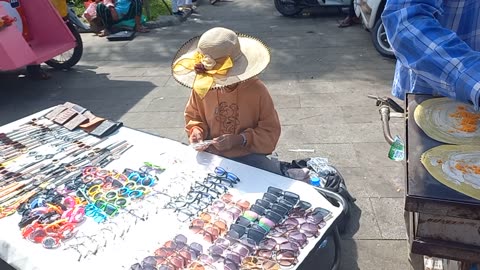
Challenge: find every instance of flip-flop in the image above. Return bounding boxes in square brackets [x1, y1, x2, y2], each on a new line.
[338, 19, 353, 28]
[27, 68, 51, 80]
[98, 30, 110, 37]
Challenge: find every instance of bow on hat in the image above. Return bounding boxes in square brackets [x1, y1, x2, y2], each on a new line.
[173, 52, 233, 98]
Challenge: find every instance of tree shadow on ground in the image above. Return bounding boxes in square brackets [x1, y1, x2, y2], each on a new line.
[0, 64, 157, 125]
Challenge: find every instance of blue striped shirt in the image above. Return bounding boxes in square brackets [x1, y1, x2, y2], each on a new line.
[382, 0, 480, 109]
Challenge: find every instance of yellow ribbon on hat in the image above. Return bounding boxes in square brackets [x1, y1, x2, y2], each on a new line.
[173, 52, 233, 98]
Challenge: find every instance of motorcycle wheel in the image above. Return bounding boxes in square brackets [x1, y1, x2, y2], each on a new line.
[371, 19, 395, 59]
[274, 0, 302, 17]
[45, 21, 83, 70]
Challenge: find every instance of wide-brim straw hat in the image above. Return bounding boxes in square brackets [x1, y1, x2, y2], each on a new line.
[171, 27, 270, 95]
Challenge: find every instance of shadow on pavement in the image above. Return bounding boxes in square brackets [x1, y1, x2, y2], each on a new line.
[0, 65, 157, 125]
[297, 203, 360, 270]
[340, 203, 361, 269]
[0, 259, 15, 270]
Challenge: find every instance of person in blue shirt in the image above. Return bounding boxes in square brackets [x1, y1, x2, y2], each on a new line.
[383, 2, 480, 269]
[382, 0, 480, 109]
[96, 0, 149, 36]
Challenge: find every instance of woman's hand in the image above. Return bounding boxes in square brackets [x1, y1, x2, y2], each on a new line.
[212, 134, 243, 152]
[189, 128, 210, 151]
[189, 128, 203, 144]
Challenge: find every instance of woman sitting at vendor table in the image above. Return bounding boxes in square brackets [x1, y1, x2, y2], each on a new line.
[172, 27, 282, 175]
[95, 0, 149, 36]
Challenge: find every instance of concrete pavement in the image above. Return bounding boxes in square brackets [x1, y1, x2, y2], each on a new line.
[1, 0, 408, 268]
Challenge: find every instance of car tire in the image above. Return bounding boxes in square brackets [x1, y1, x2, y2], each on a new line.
[274, 0, 302, 17]
[371, 19, 395, 59]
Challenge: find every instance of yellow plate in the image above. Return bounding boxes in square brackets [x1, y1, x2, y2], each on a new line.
[421, 145, 480, 200]
[414, 97, 480, 144]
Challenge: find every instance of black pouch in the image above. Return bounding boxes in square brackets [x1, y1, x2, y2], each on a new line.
[107, 30, 135, 41]
[89, 120, 123, 137]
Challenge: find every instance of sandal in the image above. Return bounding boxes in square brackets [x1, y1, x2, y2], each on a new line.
[338, 16, 361, 28]
[98, 29, 110, 37]
[26, 66, 51, 80]
[338, 17, 353, 28]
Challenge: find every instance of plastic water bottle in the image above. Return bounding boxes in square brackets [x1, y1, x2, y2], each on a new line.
[310, 176, 321, 187]
[319, 239, 328, 248]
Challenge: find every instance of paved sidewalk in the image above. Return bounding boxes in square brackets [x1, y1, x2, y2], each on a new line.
[1, 0, 408, 268]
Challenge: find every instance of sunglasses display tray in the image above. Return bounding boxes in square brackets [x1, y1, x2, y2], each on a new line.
[0, 107, 344, 270]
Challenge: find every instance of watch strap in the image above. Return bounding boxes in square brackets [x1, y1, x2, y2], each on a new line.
[63, 114, 88, 131]
[89, 120, 123, 138]
[53, 108, 77, 125]
[44, 106, 67, 120]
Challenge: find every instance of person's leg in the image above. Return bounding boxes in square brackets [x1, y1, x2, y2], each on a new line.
[338, 0, 359, 27]
[96, 3, 115, 35]
[125, 0, 149, 32]
[26, 65, 51, 80]
[231, 154, 282, 175]
[172, 0, 183, 15]
[348, 0, 355, 17]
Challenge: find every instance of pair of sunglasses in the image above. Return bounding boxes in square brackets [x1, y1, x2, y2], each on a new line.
[124, 168, 157, 187]
[139, 161, 165, 175]
[266, 186, 300, 206]
[227, 223, 268, 245]
[256, 236, 300, 267]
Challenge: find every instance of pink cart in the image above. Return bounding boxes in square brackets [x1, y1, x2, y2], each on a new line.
[0, 0, 77, 71]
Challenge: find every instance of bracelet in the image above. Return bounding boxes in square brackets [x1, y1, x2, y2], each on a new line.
[240, 133, 247, 147]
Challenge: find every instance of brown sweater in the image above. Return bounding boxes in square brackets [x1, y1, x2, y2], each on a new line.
[184, 78, 281, 158]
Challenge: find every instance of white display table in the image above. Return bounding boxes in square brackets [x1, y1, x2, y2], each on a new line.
[0, 108, 343, 270]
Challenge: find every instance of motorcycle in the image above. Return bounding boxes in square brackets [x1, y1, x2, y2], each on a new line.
[274, 0, 351, 17]
[45, 2, 88, 70]
[354, 0, 395, 58]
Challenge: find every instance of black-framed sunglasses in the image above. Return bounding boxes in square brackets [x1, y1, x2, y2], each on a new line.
[262, 193, 295, 210]
[203, 179, 230, 193]
[191, 181, 223, 196]
[185, 190, 218, 203]
[206, 174, 238, 186]
[255, 199, 290, 216]
[227, 223, 268, 245]
[266, 187, 300, 205]
[204, 176, 234, 188]
[214, 167, 240, 183]
[249, 204, 284, 224]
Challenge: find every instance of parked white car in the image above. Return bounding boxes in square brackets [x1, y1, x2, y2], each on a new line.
[354, 0, 395, 58]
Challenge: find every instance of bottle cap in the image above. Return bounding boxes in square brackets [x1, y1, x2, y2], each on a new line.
[310, 177, 321, 187]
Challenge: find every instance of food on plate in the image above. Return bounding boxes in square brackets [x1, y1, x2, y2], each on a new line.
[414, 97, 480, 144]
[421, 145, 480, 200]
